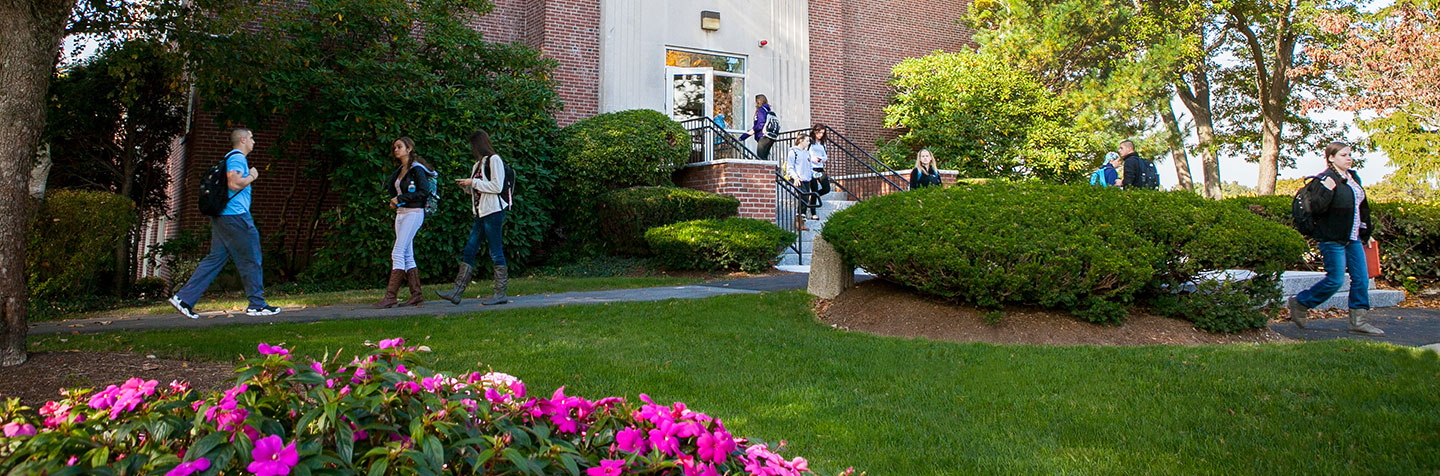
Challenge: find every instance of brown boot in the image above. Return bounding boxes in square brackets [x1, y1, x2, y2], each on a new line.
[372, 269, 404, 308]
[795, 214, 809, 231]
[403, 268, 424, 307]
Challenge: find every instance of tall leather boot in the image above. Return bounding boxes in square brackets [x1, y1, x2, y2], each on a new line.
[1287, 297, 1309, 329]
[795, 214, 809, 231]
[481, 265, 508, 306]
[403, 268, 424, 307]
[1348, 308, 1384, 335]
[435, 262, 474, 305]
[371, 269, 404, 308]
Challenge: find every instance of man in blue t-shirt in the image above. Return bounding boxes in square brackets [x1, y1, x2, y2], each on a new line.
[169, 128, 280, 318]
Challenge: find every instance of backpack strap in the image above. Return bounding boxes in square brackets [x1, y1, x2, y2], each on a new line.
[220, 151, 246, 200]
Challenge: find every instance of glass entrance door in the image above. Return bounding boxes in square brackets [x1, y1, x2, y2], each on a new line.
[667, 67, 711, 122]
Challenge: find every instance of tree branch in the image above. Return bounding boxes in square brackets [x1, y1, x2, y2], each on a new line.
[1229, 9, 1270, 94]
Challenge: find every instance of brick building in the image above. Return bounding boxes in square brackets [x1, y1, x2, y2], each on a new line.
[140, 0, 973, 278]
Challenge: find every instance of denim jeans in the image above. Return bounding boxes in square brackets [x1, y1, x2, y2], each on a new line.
[462, 210, 506, 268]
[176, 213, 266, 308]
[1296, 240, 1370, 310]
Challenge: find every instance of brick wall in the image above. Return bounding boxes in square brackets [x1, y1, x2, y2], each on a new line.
[675, 162, 779, 223]
[810, 0, 974, 154]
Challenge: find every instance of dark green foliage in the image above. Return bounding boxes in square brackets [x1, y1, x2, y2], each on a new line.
[823, 183, 1305, 329]
[596, 186, 739, 256]
[554, 110, 691, 241]
[181, 0, 560, 281]
[1224, 195, 1440, 285]
[1152, 274, 1284, 333]
[27, 190, 137, 301]
[645, 218, 796, 273]
[130, 277, 168, 299]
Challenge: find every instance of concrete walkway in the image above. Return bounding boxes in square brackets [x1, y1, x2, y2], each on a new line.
[1267, 306, 1440, 348]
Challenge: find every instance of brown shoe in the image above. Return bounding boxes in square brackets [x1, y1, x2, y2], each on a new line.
[795, 214, 809, 231]
[403, 268, 424, 307]
[372, 269, 404, 308]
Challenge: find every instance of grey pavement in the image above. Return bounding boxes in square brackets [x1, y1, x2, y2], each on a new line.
[30, 285, 764, 336]
[1268, 306, 1440, 348]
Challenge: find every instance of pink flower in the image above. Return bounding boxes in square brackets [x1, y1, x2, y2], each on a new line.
[168, 380, 191, 394]
[648, 419, 681, 456]
[66, 456, 78, 466]
[166, 458, 211, 476]
[308, 361, 327, 376]
[247, 435, 299, 476]
[585, 459, 626, 476]
[2, 421, 37, 437]
[420, 375, 444, 393]
[394, 381, 421, 393]
[257, 343, 290, 357]
[378, 338, 404, 350]
[39, 401, 74, 427]
[696, 429, 735, 464]
[616, 427, 646, 453]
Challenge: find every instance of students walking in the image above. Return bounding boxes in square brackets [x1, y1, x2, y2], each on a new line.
[436, 130, 510, 306]
[785, 134, 816, 228]
[168, 128, 279, 319]
[1288, 141, 1383, 335]
[373, 137, 436, 308]
[806, 125, 831, 219]
[910, 149, 942, 189]
[739, 94, 777, 161]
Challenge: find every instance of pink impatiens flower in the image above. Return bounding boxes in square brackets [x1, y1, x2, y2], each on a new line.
[2, 421, 37, 437]
[88, 378, 159, 419]
[585, 459, 627, 476]
[248, 435, 299, 476]
[616, 426, 647, 453]
[648, 419, 681, 456]
[377, 338, 404, 350]
[696, 429, 736, 464]
[39, 401, 75, 427]
[165, 458, 211, 476]
[257, 343, 290, 357]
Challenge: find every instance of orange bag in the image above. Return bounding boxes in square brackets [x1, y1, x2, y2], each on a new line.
[1364, 240, 1381, 278]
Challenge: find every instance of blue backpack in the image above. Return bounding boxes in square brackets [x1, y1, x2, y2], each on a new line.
[1089, 168, 1111, 187]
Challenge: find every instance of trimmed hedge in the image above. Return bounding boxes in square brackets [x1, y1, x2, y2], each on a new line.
[597, 186, 739, 256]
[554, 110, 691, 243]
[27, 190, 136, 301]
[823, 183, 1306, 330]
[1224, 195, 1440, 285]
[645, 218, 796, 273]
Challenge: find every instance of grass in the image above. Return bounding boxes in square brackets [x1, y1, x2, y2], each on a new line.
[37, 276, 701, 320]
[32, 291, 1440, 475]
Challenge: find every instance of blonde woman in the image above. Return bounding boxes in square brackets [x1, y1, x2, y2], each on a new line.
[909, 149, 942, 189]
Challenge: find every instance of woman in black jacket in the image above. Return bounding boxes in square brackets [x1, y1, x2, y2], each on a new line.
[1287, 141, 1382, 335]
[374, 137, 437, 308]
[909, 149, 942, 189]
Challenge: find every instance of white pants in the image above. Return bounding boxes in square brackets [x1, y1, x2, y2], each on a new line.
[392, 210, 424, 270]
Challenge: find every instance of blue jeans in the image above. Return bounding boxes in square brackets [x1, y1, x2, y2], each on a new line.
[176, 213, 266, 308]
[1296, 240, 1370, 310]
[462, 210, 506, 268]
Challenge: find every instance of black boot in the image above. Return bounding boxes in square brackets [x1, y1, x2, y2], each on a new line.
[435, 262, 474, 305]
[481, 265, 508, 305]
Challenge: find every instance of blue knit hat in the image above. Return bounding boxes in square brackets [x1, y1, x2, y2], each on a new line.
[1105, 151, 1120, 162]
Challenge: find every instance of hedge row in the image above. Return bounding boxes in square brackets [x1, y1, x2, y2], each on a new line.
[646, 218, 796, 273]
[823, 183, 1307, 330]
[27, 190, 136, 301]
[597, 186, 739, 256]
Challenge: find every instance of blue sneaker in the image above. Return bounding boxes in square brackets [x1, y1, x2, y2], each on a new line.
[245, 305, 281, 317]
[169, 295, 200, 319]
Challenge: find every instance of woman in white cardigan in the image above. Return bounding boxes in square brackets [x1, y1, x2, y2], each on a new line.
[436, 129, 511, 306]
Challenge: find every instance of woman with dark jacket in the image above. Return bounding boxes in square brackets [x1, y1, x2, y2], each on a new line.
[910, 149, 943, 189]
[738, 94, 776, 161]
[1288, 141, 1382, 335]
[374, 137, 437, 308]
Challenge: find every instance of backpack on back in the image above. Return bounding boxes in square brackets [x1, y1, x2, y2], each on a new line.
[1137, 159, 1160, 189]
[198, 151, 242, 217]
[480, 155, 516, 209]
[1089, 168, 1109, 187]
[763, 110, 781, 140]
[1291, 177, 1324, 237]
[419, 166, 440, 217]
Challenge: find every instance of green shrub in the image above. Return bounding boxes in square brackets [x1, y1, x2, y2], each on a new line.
[131, 277, 168, 300]
[1224, 195, 1440, 285]
[823, 183, 1305, 329]
[645, 218, 796, 273]
[27, 190, 136, 301]
[597, 186, 739, 256]
[1152, 274, 1284, 333]
[555, 110, 691, 240]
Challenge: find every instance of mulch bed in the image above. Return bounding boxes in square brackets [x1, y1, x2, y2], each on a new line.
[818, 280, 1291, 346]
[0, 351, 234, 408]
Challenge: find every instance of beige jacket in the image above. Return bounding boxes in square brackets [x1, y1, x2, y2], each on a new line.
[468, 155, 508, 217]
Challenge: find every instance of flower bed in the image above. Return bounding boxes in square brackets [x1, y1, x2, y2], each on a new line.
[0, 339, 847, 476]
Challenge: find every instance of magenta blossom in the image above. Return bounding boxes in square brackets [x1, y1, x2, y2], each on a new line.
[165, 458, 210, 476]
[585, 459, 627, 476]
[88, 378, 158, 419]
[696, 429, 736, 464]
[378, 338, 404, 350]
[39, 401, 75, 427]
[248, 435, 299, 476]
[648, 419, 682, 456]
[394, 381, 421, 393]
[616, 426, 647, 453]
[257, 343, 291, 357]
[2, 421, 37, 437]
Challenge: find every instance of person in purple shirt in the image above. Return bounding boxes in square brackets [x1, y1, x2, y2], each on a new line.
[738, 94, 776, 161]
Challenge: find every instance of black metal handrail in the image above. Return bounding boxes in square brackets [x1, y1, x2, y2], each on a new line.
[771, 125, 909, 202]
[681, 117, 812, 260]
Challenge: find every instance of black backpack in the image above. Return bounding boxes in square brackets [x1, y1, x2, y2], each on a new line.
[481, 155, 515, 209]
[1291, 176, 1324, 237]
[198, 151, 242, 217]
[763, 110, 781, 140]
[1137, 159, 1161, 189]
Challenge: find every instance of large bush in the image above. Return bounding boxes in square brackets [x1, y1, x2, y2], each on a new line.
[880, 50, 1100, 183]
[554, 110, 691, 243]
[0, 340, 838, 476]
[646, 218, 796, 273]
[183, 0, 560, 281]
[597, 186, 739, 256]
[27, 190, 136, 301]
[1223, 195, 1440, 285]
[823, 184, 1306, 329]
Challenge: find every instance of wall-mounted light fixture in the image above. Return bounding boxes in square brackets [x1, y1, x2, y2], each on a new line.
[700, 10, 721, 31]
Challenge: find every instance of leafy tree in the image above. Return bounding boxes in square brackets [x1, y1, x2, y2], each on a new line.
[179, 0, 561, 281]
[44, 39, 185, 295]
[881, 50, 1099, 182]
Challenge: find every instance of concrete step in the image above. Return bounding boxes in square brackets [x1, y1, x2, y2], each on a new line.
[1308, 289, 1406, 310]
[1189, 270, 1376, 294]
[777, 252, 813, 266]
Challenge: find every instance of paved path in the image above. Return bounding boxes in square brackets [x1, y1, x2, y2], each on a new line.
[1268, 307, 1440, 348]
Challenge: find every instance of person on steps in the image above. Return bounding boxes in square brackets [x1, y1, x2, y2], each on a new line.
[910, 149, 943, 189]
[806, 124, 831, 220]
[374, 137, 436, 308]
[785, 134, 814, 230]
[738, 94, 777, 161]
[1288, 141, 1383, 335]
[437, 130, 510, 306]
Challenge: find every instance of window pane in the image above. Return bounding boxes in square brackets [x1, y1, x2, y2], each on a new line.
[672, 73, 705, 121]
[713, 75, 744, 131]
[666, 49, 745, 74]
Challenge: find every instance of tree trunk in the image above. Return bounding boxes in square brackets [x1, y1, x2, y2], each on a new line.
[1176, 66, 1222, 199]
[1160, 98, 1194, 192]
[0, 0, 75, 367]
[116, 124, 137, 295]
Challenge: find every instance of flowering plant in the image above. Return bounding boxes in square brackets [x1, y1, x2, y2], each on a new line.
[0, 339, 856, 476]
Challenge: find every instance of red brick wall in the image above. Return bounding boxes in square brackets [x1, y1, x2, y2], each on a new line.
[477, 0, 599, 127]
[810, 0, 974, 154]
[675, 162, 779, 223]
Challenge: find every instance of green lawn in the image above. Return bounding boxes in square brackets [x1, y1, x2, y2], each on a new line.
[48, 276, 701, 320]
[32, 291, 1440, 475]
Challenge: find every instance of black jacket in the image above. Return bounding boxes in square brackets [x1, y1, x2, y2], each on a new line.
[1121, 152, 1144, 189]
[910, 167, 942, 189]
[387, 163, 434, 210]
[1308, 168, 1372, 243]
